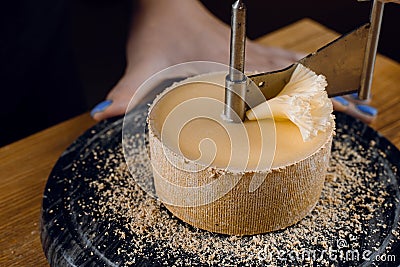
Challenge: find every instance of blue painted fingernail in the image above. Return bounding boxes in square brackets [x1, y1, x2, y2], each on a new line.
[333, 96, 349, 106]
[356, 105, 377, 116]
[90, 100, 112, 117]
[350, 93, 359, 99]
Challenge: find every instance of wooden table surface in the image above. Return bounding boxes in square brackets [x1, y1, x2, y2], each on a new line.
[1, 18, 399, 267]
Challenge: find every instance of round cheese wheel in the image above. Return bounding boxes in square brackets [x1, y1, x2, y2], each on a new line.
[148, 72, 334, 235]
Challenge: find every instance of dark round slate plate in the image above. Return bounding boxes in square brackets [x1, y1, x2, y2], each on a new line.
[40, 108, 400, 267]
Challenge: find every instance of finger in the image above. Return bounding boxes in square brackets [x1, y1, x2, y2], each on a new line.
[90, 100, 113, 119]
[91, 97, 128, 121]
[332, 96, 377, 124]
[91, 79, 136, 121]
[332, 96, 350, 113]
[344, 104, 377, 124]
[91, 72, 157, 121]
[343, 92, 372, 105]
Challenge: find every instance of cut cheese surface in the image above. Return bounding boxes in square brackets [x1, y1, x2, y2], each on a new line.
[149, 72, 333, 171]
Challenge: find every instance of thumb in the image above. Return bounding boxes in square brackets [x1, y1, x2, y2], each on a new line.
[91, 80, 137, 121]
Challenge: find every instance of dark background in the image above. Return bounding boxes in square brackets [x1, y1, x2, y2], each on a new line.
[1, 0, 399, 146]
[72, 0, 399, 110]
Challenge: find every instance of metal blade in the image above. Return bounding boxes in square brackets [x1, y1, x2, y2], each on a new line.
[248, 23, 370, 100]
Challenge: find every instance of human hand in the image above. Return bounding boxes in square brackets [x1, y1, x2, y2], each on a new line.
[90, 0, 377, 125]
[90, 0, 300, 121]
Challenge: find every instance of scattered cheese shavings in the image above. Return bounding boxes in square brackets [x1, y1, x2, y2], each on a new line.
[246, 64, 333, 141]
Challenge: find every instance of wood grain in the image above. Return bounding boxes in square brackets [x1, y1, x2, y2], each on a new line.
[0, 18, 399, 266]
[0, 113, 95, 266]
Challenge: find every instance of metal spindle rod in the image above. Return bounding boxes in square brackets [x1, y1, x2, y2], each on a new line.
[359, 0, 385, 100]
[223, 0, 247, 123]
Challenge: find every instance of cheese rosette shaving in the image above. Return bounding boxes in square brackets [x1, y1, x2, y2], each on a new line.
[246, 64, 333, 141]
